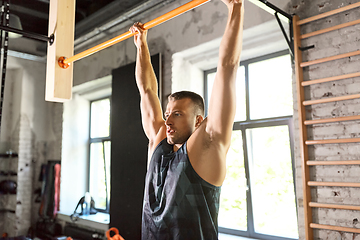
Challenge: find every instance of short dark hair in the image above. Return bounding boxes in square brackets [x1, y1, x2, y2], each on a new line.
[168, 91, 205, 117]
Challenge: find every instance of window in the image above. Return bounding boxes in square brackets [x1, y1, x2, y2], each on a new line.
[89, 98, 111, 212]
[205, 51, 298, 240]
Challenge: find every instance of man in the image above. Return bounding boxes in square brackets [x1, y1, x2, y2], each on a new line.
[130, 0, 244, 239]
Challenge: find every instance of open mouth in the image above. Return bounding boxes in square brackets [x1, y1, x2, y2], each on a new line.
[167, 129, 175, 134]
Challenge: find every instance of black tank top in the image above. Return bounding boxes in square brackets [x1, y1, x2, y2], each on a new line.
[142, 138, 221, 240]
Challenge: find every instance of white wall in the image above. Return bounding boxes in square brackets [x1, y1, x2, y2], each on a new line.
[290, 0, 360, 239]
[60, 75, 111, 214]
[0, 55, 63, 236]
[73, 0, 291, 106]
[61, 94, 90, 214]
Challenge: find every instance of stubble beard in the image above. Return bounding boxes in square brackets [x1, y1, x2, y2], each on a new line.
[167, 132, 191, 146]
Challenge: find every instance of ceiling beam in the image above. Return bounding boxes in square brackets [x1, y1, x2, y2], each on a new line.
[74, 0, 176, 44]
[11, 4, 48, 19]
[36, 0, 50, 4]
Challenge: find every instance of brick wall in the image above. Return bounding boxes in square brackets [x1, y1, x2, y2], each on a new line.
[290, 0, 360, 239]
[0, 57, 63, 236]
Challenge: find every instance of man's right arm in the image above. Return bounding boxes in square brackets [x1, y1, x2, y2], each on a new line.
[130, 23, 165, 150]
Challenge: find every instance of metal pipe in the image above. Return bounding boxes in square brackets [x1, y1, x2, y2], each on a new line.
[0, 25, 53, 43]
[255, 0, 292, 20]
[62, 0, 211, 66]
[274, 12, 293, 56]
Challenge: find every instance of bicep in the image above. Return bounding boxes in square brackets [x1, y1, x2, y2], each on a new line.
[140, 89, 165, 141]
[206, 66, 237, 144]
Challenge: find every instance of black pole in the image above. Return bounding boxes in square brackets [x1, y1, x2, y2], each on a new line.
[0, 0, 10, 134]
[255, 0, 292, 20]
[0, 25, 54, 44]
[275, 12, 294, 56]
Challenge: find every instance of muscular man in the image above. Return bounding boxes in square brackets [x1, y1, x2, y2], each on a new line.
[130, 0, 244, 239]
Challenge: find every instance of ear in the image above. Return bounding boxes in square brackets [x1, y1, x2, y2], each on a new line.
[195, 115, 204, 128]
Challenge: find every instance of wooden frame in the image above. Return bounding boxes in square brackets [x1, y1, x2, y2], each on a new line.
[302, 72, 360, 86]
[293, 15, 314, 240]
[310, 224, 360, 234]
[294, 2, 360, 239]
[297, 2, 360, 25]
[307, 160, 360, 166]
[300, 50, 360, 67]
[300, 19, 360, 39]
[303, 94, 360, 105]
[304, 115, 360, 125]
[309, 202, 360, 211]
[308, 182, 360, 187]
[45, 0, 75, 102]
[305, 138, 360, 145]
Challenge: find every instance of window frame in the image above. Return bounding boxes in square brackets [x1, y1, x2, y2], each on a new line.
[205, 50, 298, 240]
[88, 96, 112, 213]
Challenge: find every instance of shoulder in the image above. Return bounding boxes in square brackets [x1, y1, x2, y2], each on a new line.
[186, 119, 229, 186]
[148, 125, 167, 156]
[188, 118, 230, 150]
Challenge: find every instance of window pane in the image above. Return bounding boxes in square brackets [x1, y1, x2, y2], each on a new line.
[104, 141, 111, 206]
[91, 98, 110, 138]
[206, 66, 246, 121]
[219, 130, 247, 231]
[246, 125, 298, 239]
[89, 142, 107, 209]
[249, 55, 293, 119]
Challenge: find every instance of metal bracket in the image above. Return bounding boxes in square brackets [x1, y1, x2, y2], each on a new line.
[275, 11, 294, 56]
[250, 0, 295, 57]
[252, 0, 292, 20]
[299, 45, 315, 51]
[49, 33, 55, 46]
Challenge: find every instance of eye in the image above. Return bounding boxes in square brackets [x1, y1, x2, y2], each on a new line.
[175, 113, 181, 116]
[164, 114, 169, 119]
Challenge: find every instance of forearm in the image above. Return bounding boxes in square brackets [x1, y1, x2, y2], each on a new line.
[218, 3, 244, 68]
[135, 42, 158, 95]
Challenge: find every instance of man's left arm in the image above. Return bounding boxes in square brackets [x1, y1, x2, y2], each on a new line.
[206, 0, 244, 147]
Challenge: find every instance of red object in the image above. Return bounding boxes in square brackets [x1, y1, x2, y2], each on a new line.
[53, 163, 61, 217]
[106, 227, 125, 240]
[58, 56, 70, 69]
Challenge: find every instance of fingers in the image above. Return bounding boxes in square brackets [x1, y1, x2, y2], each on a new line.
[129, 22, 145, 34]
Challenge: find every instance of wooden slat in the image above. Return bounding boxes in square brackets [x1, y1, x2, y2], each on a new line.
[302, 72, 360, 86]
[45, 0, 75, 102]
[304, 115, 360, 125]
[309, 202, 360, 211]
[301, 19, 360, 39]
[306, 138, 360, 145]
[300, 50, 360, 67]
[303, 94, 360, 106]
[308, 181, 360, 187]
[307, 160, 360, 166]
[293, 15, 314, 240]
[310, 223, 360, 234]
[298, 2, 360, 25]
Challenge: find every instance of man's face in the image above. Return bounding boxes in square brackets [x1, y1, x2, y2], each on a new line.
[164, 98, 197, 146]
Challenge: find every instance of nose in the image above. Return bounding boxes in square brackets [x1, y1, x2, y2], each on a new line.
[165, 115, 172, 126]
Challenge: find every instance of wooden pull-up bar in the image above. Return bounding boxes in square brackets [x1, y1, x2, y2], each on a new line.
[59, 0, 211, 68]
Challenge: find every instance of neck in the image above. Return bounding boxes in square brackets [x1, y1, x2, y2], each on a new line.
[173, 143, 183, 152]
